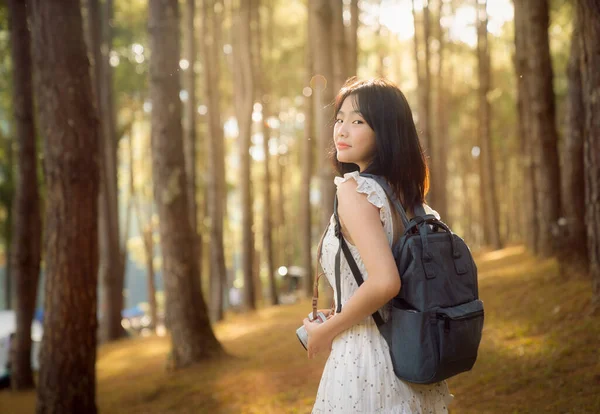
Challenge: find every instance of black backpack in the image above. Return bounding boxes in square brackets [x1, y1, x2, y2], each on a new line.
[333, 173, 484, 384]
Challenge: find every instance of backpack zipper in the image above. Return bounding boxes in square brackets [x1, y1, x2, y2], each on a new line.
[437, 309, 484, 332]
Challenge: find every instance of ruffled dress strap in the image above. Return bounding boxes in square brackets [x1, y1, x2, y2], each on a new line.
[333, 171, 394, 245]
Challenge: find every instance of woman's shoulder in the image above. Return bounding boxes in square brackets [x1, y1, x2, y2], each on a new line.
[334, 171, 387, 210]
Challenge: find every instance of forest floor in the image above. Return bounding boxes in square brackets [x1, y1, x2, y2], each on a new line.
[1, 245, 599, 413]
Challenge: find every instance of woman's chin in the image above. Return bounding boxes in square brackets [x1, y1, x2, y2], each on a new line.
[336, 154, 352, 164]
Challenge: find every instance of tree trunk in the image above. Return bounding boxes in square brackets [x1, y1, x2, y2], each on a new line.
[258, 1, 278, 305]
[183, 0, 203, 306]
[202, 0, 227, 321]
[434, 0, 448, 221]
[7, 0, 41, 391]
[232, 0, 255, 310]
[346, 0, 358, 77]
[559, 23, 588, 273]
[143, 226, 158, 330]
[1, 130, 15, 311]
[476, 0, 502, 250]
[148, 0, 222, 367]
[526, 0, 561, 257]
[312, 0, 335, 230]
[0, 142, 14, 310]
[412, 0, 434, 206]
[331, 0, 347, 92]
[30, 1, 100, 411]
[513, 0, 537, 253]
[375, 2, 385, 78]
[577, 0, 600, 310]
[302, 2, 315, 298]
[92, 0, 126, 343]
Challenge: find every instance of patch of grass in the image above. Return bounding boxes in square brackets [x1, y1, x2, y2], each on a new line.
[1, 245, 599, 413]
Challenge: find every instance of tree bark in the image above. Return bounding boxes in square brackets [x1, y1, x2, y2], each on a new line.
[202, 0, 227, 321]
[525, 0, 561, 257]
[90, 0, 126, 343]
[331, 0, 347, 92]
[412, 0, 435, 207]
[433, 0, 448, 221]
[1, 130, 13, 311]
[312, 0, 335, 230]
[183, 0, 203, 305]
[130, 132, 159, 331]
[148, 0, 223, 367]
[7, 0, 42, 391]
[577, 0, 600, 310]
[232, 0, 256, 310]
[302, 1, 315, 298]
[476, 0, 502, 250]
[559, 23, 588, 273]
[257, 0, 278, 305]
[346, 0, 359, 77]
[513, 0, 537, 254]
[30, 1, 100, 412]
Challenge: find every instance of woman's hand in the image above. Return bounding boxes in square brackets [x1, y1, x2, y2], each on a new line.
[316, 308, 334, 319]
[303, 316, 334, 359]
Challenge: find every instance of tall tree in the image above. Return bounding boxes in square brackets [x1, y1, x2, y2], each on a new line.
[182, 0, 203, 300]
[577, 0, 600, 309]
[130, 132, 159, 331]
[202, 0, 227, 320]
[331, 0, 347, 92]
[0, 130, 13, 311]
[256, 0, 278, 305]
[312, 0, 335, 230]
[525, 0, 561, 257]
[148, 0, 222, 367]
[433, 0, 448, 221]
[7, 0, 41, 391]
[302, 1, 315, 297]
[30, 1, 100, 411]
[346, 0, 359, 77]
[232, 0, 255, 310]
[513, 0, 537, 253]
[559, 23, 588, 273]
[476, 0, 501, 249]
[412, 0, 435, 205]
[89, 0, 127, 343]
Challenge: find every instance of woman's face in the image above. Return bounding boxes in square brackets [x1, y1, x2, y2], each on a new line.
[334, 95, 376, 171]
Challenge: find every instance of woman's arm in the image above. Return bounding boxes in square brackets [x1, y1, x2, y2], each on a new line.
[303, 178, 401, 358]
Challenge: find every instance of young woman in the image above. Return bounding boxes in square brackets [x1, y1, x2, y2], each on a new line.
[303, 78, 453, 413]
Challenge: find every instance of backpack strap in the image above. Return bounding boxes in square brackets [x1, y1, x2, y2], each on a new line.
[333, 195, 385, 326]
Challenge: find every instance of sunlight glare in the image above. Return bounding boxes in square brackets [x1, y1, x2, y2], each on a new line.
[224, 117, 239, 138]
[374, 0, 513, 45]
[132, 43, 144, 55]
[179, 89, 189, 102]
[109, 52, 120, 67]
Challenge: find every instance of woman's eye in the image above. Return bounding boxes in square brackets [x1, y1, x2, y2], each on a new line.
[335, 118, 343, 124]
[353, 120, 363, 124]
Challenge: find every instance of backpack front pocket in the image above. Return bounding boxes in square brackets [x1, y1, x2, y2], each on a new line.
[434, 299, 484, 379]
[384, 306, 439, 383]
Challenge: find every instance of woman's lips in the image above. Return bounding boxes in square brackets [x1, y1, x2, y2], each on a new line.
[336, 143, 351, 150]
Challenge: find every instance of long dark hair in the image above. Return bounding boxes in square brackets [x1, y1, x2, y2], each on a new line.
[331, 77, 429, 211]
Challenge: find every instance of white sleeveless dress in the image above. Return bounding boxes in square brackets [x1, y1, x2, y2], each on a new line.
[312, 171, 453, 414]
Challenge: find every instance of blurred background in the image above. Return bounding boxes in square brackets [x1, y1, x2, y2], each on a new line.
[0, 0, 598, 413]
